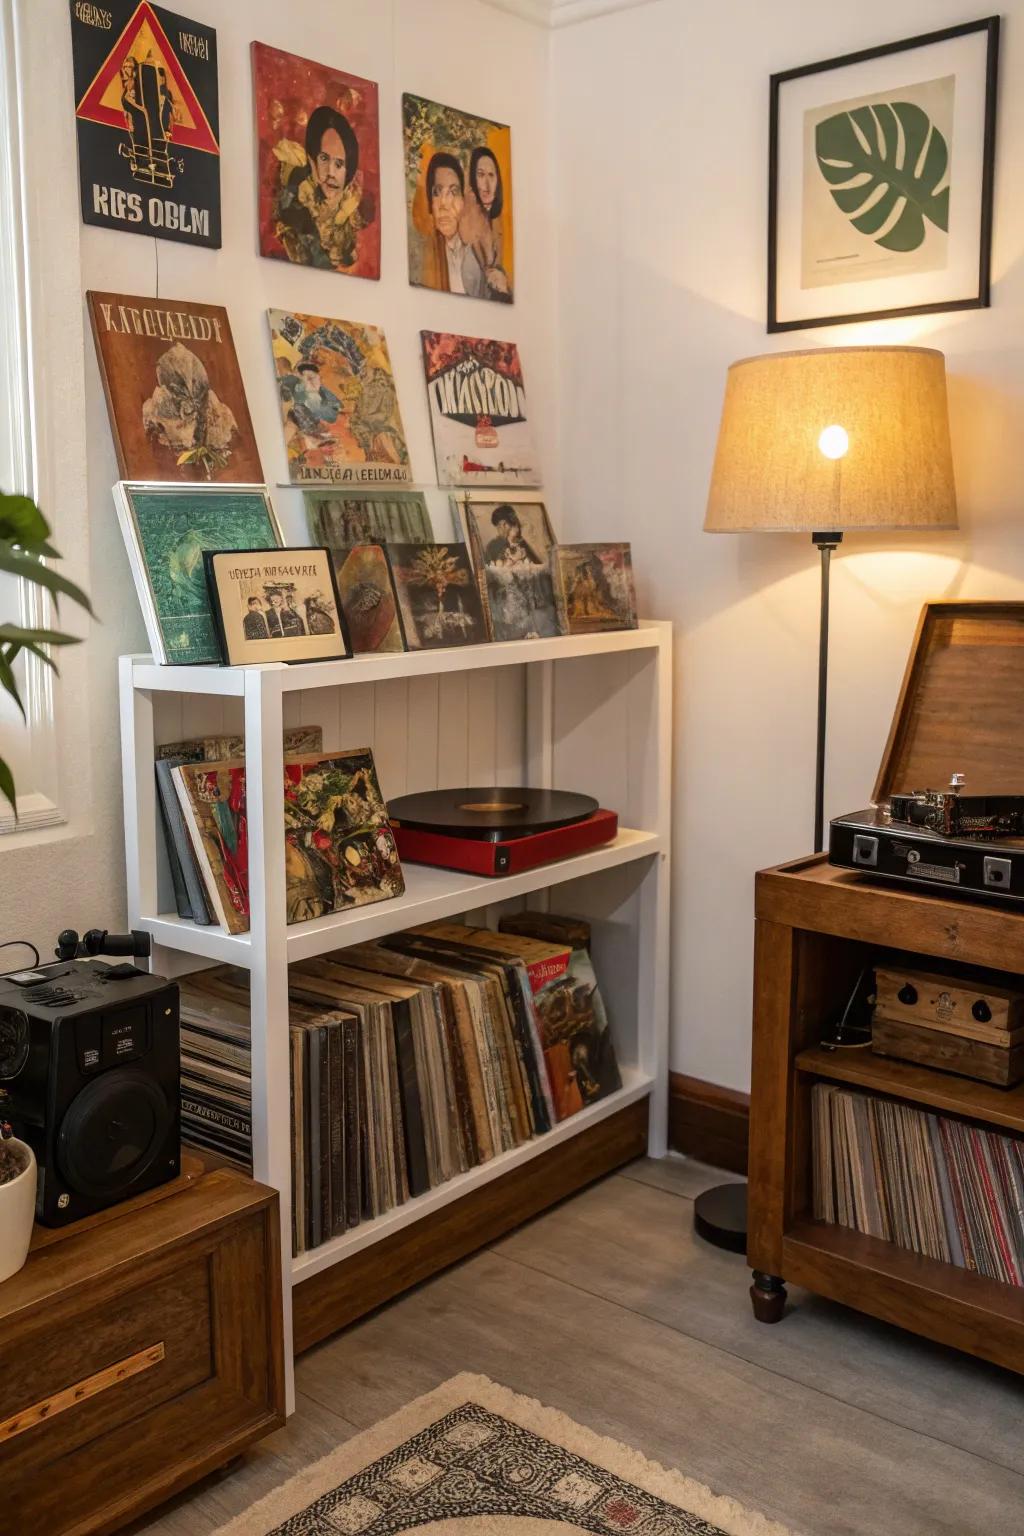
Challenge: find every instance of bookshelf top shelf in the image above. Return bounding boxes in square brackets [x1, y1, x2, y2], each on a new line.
[796, 1045, 1024, 1135]
[124, 620, 671, 697]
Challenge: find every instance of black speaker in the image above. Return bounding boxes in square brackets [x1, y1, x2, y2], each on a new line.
[0, 959, 180, 1225]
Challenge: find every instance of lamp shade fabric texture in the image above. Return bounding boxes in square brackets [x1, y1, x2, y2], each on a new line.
[704, 346, 958, 534]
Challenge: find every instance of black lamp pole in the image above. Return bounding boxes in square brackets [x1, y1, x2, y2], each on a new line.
[812, 530, 843, 854]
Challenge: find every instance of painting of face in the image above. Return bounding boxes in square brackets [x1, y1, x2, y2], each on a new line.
[430, 163, 464, 240]
[314, 124, 348, 203]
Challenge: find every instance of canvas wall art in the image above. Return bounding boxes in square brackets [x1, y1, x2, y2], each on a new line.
[252, 42, 380, 280]
[205, 547, 350, 666]
[551, 543, 638, 636]
[88, 291, 262, 482]
[421, 331, 539, 488]
[304, 490, 433, 554]
[114, 483, 282, 664]
[335, 544, 405, 655]
[769, 19, 999, 330]
[387, 543, 487, 650]
[268, 309, 412, 485]
[70, 0, 220, 247]
[403, 92, 513, 303]
[457, 495, 559, 641]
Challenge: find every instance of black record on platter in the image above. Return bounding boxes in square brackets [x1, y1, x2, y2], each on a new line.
[387, 787, 598, 843]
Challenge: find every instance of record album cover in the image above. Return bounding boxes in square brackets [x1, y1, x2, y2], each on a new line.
[421, 331, 539, 488]
[551, 543, 638, 635]
[205, 547, 350, 666]
[335, 544, 405, 655]
[387, 543, 487, 650]
[114, 483, 282, 664]
[252, 42, 380, 280]
[88, 291, 262, 482]
[269, 309, 411, 485]
[458, 495, 559, 641]
[402, 92, 513, 303]
[70, 1, 220, 247]
[305, 490, 433, 554]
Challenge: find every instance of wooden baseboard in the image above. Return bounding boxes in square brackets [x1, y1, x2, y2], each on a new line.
[668, 1072, 749, 1176]
[293, 1097, 649, 1354]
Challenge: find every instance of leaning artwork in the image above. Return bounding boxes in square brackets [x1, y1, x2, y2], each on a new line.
[252, 42, 380, 280]
[403, 92, 513, 303]
[387, 543, 487, 650]
[551, 543, 638, 635]
[458, 496, 560, 641]
[421, 331, 539, 488]
[268, 308, 412, 485]
[70, 0, 221, 247]
[88, 291, 263, 483]
[304, 490, 434, 554]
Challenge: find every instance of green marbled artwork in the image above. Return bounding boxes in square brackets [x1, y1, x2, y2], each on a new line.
[126, 487, 281, 665]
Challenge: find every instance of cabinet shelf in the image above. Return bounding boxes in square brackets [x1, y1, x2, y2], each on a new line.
[795, 1045, 1024, 1135]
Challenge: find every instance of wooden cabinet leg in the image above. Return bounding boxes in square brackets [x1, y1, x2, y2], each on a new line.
[750, 1270, 787, 1323]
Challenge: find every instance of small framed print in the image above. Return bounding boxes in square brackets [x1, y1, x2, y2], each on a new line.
[550, 543, 637, 636]
[769, 18, 999, 332]
[204, 547, 351, 665]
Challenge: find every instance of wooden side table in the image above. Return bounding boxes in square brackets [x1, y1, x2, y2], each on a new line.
[747, 853, 1024, 1373]
[1, 1155, 285, 1535]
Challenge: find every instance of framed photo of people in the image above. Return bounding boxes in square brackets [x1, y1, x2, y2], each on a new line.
[403, 92, 513, 303]
[768, 18, 999, 331]
[204, 546, 351, 665]
[252, 42, 380, 280]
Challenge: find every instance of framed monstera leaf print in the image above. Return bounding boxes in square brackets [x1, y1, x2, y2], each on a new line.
[768, 18, 998, 331]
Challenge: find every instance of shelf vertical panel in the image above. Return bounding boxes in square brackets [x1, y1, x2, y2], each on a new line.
[244, 669, 295, 1413]
[119, 656, 158, 933]
[631, 629, 672, 1155]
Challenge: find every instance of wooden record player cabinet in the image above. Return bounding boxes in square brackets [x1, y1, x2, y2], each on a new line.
[748, 603, 1024, 1372]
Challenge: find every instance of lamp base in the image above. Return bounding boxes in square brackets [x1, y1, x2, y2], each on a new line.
[693, 1182, 748, 1253]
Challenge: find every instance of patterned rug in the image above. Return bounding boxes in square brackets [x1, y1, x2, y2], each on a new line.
[213, 1374, 789, 1536]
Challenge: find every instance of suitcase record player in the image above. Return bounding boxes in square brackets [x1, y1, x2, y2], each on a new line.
[829, 604, 1024, 904]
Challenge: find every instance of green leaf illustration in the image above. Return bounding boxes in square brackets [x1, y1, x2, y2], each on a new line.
[815, 101, 950, 253]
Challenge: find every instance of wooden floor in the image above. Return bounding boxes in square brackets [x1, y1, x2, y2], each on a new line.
[133, 1156, 1024, 1536]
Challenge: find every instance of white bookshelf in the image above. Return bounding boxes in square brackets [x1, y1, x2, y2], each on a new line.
[118, 620, 672, 1411]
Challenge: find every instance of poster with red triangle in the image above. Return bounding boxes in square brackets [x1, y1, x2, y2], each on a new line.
[70, 1, 220, 248]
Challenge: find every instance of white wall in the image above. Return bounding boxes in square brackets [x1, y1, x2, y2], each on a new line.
[0, 0, 557, 957]
[552, 0, 1024, 1091]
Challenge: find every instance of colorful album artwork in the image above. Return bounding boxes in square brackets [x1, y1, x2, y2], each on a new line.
[387, 543, 487, 650]
[88, 291, 263, 483]
[113, 483, 282, 664]
[402, 92, 513, 303]
[335, 544, 405, 655]
[204, 547, 350, 666]
[551, 543, 638, 635]
[458, 495, 559, 641]
[70, 1, 220, 247]
[304, 490, 433, 554]
[421, 332, 539, 488]
[268, 309, 412, 486]
[252, 42, 380, 280]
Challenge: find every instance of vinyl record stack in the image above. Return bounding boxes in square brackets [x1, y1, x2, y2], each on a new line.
[176, 916, 621, 1255]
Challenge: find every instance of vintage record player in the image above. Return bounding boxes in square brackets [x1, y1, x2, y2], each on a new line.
[829, 603, 1024, 904]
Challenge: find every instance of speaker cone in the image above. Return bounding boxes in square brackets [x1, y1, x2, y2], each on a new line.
[57, 1068, 171, 1198]
[0, 1004, 29, 1081]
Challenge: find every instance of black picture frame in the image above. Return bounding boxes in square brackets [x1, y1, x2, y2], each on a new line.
[204, 547, 352, 667]
[768, 17, 1000, 333]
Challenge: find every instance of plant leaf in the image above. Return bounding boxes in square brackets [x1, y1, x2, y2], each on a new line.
[0, 547, 95, 615]
[815, 100, 950, 254]
[0, 756, 16, 818]
[0, 624, 80, 647]
[0, 653, 26, 720]
[0, 493, 51, 552]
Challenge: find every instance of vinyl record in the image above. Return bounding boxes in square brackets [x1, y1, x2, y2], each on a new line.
[387, 786, 599, 843]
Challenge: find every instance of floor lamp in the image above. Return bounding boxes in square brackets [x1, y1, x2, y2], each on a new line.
[694, 345, 958, 1253]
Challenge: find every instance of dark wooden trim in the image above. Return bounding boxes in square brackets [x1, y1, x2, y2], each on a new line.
[293, 1097, 649, 1354]
[668, 1072, 749, 1177]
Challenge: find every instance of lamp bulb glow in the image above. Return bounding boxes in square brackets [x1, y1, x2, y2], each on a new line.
[818, 424, 849, 460]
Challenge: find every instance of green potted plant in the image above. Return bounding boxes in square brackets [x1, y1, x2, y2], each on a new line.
[0, 1121, 35, 1281]
[0, 492, 92, 815]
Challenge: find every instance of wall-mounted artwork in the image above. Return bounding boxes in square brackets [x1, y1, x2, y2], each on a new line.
[403, 92, 513, 303]
[252, 42, 380, 280]
[769, 18, 999, 331]
[88, 291, 262, 482]
[268, 309, 412, 486]
[421, 331, 539, 488]
[70, 0, 220, 247]
[456, 494, 559, 642]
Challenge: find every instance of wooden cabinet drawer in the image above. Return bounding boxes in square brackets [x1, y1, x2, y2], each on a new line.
[0, 1168, 284, 1536]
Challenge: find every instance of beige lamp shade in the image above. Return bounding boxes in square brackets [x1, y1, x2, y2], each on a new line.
[704, 346, 958, 534]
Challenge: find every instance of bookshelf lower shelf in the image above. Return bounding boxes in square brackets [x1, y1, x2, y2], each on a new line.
[291, 1071, 654, 1282]
[782, 1218, 1024, 1371]
[142, 828, 662, 968]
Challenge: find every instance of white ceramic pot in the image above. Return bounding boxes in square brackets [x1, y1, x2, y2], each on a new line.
[0, 1139, 37, 1283]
